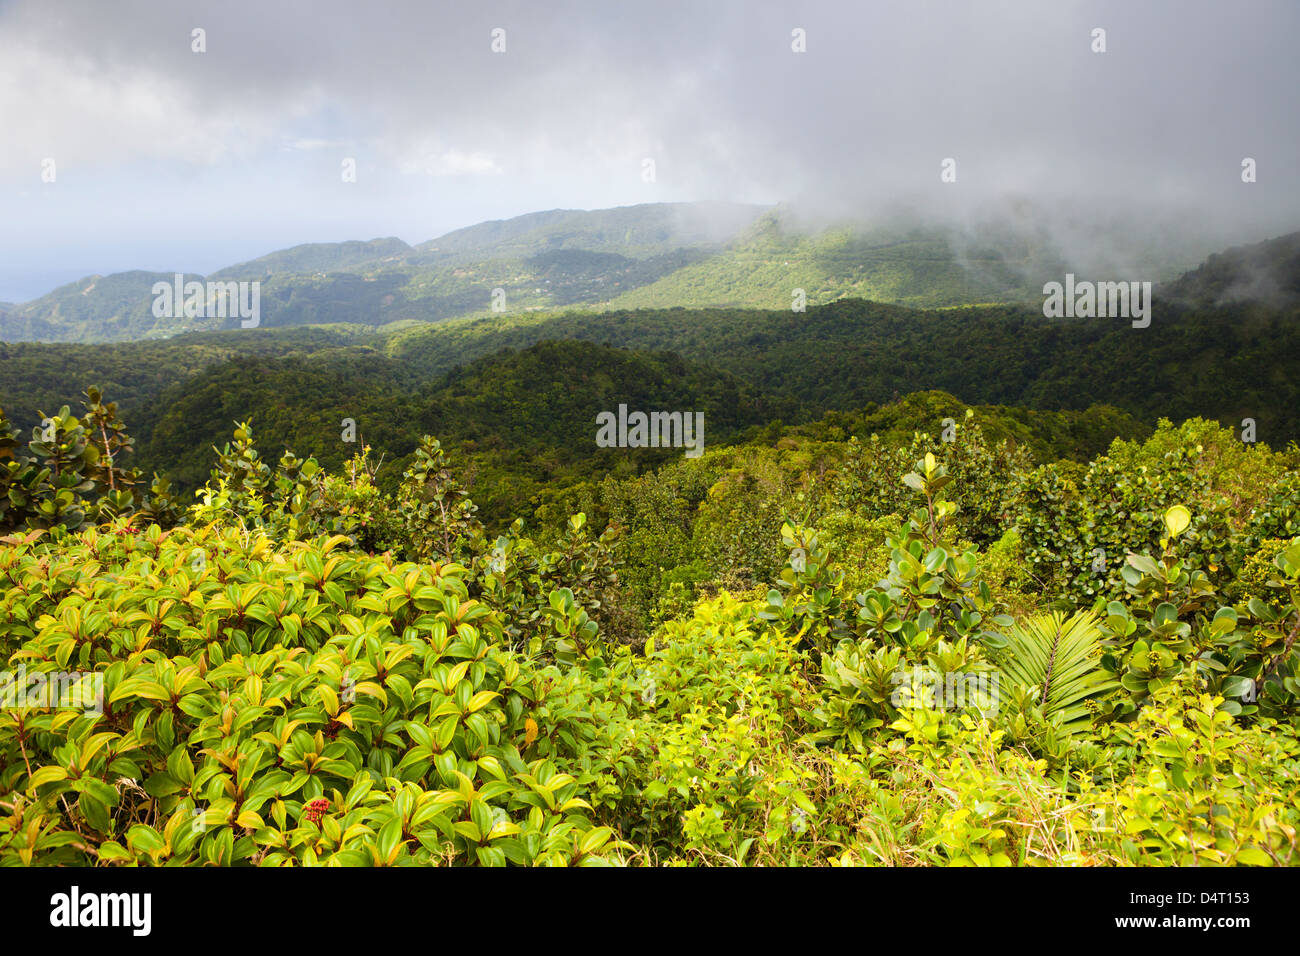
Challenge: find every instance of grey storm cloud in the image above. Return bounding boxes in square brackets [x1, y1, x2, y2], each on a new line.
[1, 0, 1297, 291]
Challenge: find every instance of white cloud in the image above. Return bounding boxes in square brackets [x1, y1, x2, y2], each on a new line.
[280, 139, 338, 152]
[420, 150, 504, 177]
[0, 0, 1296, 292]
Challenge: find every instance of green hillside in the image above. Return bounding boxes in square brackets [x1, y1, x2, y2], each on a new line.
[1, 203, 769, 343]
[127, 340, 770, 520]
[383, 294, 1300, 444]
[5, 230, 1300, 498]
[410, 201, 765, 262]
[1, 270, 191, 341]
[3, 229, 1299, 529]
[211, 237, 414, 279]
[0, 326, 385, 432]
[1160, 231, 1300, 307]
[608, 210, 1058, 310]
[4, 200, 1222, 344]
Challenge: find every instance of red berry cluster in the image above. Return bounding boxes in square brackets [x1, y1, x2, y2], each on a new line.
[303, 798, 330, 823]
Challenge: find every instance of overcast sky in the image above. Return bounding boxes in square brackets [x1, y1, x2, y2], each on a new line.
[1, 0, 1297, 301]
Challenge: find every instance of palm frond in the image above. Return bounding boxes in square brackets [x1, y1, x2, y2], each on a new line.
[996, 610, 1118, 736]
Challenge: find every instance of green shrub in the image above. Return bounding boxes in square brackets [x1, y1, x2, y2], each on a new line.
[0, 525, 628, 866]
[4, 388, 1300, 867]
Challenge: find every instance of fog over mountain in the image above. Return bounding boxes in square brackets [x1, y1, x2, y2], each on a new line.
[2, 0, 1297, 301]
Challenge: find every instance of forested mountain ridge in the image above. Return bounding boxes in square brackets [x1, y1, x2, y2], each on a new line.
[606, 206, 1062, 310]
[0, 203, 767, 342]
[210, 237, 414, 279]
[3, 200, 1260, 344]
[1158, 231, 1300, 307]
[2, 226, 1298, 539]
[409, 201, 764, 262]
[3, 228, 1300, 492]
